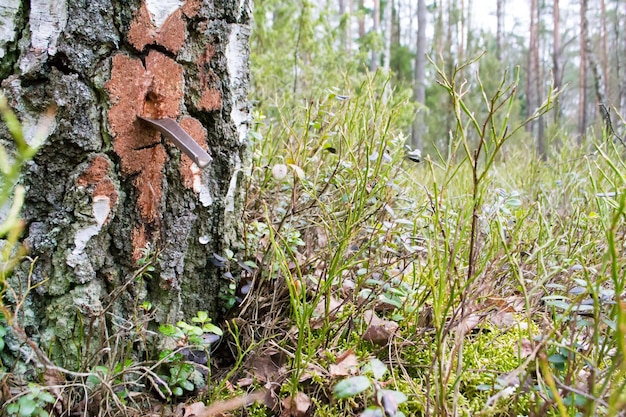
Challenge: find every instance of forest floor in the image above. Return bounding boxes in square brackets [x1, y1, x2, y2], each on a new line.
[178, 65, 626, 416]
[2, 47, 626, 417]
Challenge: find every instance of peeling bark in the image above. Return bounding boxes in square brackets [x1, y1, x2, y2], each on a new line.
[0, 0, 250, 368]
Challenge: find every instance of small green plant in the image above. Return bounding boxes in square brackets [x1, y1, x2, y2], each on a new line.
[156, 311, 222, 398]
[156, 358, 195, 398]
[6, 383, 55, 417]
[159, 311, 223, 346]
[333, 358, 408, 417]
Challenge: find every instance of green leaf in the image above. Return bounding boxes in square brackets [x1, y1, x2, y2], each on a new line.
[37, 391, 55, 404]
[548, 353, 567, 371]
[18, 398, 37, 416]
[243, 260, 258, 269]
[193, 311, 209, 323]
[543, 300, 571, 310]
[177, 321, 193, 331]
[333, 376, 371, 399]
[190, 326, 204, 336]
[547, 353, 567, 364]
[172, 386, 183, 397]
[6, 403, 19, 414]
[378, 294, 403, 308]
[159, 324, 184, 338]
[180, 380, 195, 391]
[367, 358, 387, 380]
[506, 198, 522, 207]
[360, 407, 384, 417]
[203, 323, 223, 336]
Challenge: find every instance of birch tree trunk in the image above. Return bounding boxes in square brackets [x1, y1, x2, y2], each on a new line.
[370, 0, 380, 72]
[0, 0, 250, 369]
[382, 0, 392, 74]
[410, 0, 426, 150]
[552, 0, 561, 124]
[621, 1, 626, 117]
[578, 0, 589, 142]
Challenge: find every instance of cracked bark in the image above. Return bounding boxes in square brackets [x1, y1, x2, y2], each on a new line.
[0, 0, 250, 368]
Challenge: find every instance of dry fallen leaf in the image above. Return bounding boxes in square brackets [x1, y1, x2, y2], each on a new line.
[186, 391, 268, 417]
[251, 350, 286, 383]
[310, 295, 343, 329]
[183, 401, 209, 416]
[456, 313, 481, 339]
[299, 361, 327, 382]
[281, 391, 311, 417]
[489, 310, 516, 329]
[237, 377, 254, 387]
[329, 350, 359, 377]
[362, 310, 398, 345]
[520, 338, 533, 358]
[43, 368, 65, 415]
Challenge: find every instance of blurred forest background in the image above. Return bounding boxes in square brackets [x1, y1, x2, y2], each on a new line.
[251, 0, 626, 157]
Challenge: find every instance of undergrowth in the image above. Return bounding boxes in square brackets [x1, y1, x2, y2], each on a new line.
[1, 29, 626, 417]
[233, 54, 626, 417]
[2, 54, 626, 416]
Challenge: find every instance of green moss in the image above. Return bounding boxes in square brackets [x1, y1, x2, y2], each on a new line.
[397, 320, 538, 416]
[41, 281, 106, 369]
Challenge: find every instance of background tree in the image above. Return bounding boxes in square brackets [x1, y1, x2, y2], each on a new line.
[526, 0, 539, 140]
[370, 0, 380, 71]
[410, 0, 427, 150]
[496, 0, 505, 60]
[553, 0, 562, 124]
[578, 0, 589, 142]
[0, 0, 250, 368]
[621, 0, 626, 116]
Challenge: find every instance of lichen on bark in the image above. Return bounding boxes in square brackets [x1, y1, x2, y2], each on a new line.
[0, 0, 251, 369]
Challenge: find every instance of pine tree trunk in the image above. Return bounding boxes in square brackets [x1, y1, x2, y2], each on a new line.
[358, 0, 366, 38]
[496, 0, 504, 60]
[0, 0, 250, 369]
[582, 1, 607, 107]
[526, 0, 538, 136]
[533, 0, 545, 159]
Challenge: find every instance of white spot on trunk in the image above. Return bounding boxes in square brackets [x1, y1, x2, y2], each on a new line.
[190, 164, 213, 207]
[145, 0, 184, 28]
[29, 0, 67, 55]
[225, 24, 250, 144]
[67, 196, 111, 267]
[20, 110, 56, 149]
[224, 155, 241, 213]
[0, 0, 20, 59]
